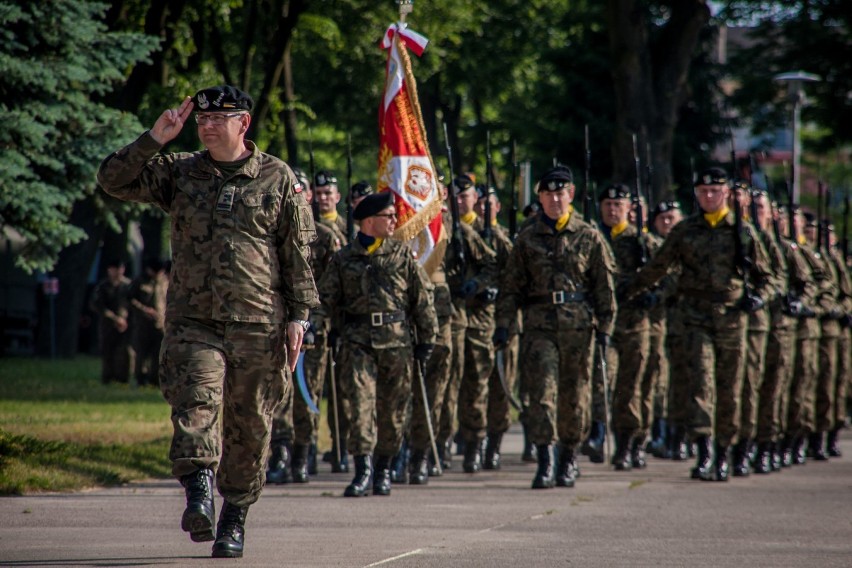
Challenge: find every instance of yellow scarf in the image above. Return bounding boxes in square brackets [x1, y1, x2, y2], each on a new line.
[797, 234, 807, 246]
[366, 238, 383, 255]
[321, 211, 339, 222]
[461, 211, 477, 225]
[703, 206, 729, 228]
[555, 206, 573, 231]
[610, 220, 629, 239]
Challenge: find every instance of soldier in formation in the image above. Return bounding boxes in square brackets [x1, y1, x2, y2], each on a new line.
[90, 258, 132, 385]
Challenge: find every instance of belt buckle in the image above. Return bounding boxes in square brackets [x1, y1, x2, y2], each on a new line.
[552, 291, 565, 305]
[371, 312, 383, 326]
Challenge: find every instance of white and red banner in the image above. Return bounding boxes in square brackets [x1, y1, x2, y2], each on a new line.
[377, 22, 445, 274]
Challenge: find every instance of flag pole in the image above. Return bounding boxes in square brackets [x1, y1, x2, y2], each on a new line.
[397, 0, 413, 23]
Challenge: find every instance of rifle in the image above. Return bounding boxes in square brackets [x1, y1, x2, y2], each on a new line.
[584, 124, 593, 223]
[733, 195, 759, 312]
[509, 139, 518, 241]
[631, 134, 648, 265]
[442, 122, 466, 277]
[483, 131, 494, 246]
[644, 141, 654, 212]
[346, 133, 355, 242]
[308, 128, 319, 220]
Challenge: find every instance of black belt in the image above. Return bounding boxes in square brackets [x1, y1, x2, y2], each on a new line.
[344, 310, 407, 327]
[680, 288, 741, 304]
[526, 291, 587, 306]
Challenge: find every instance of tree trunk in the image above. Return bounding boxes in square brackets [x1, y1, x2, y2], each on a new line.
[281, 42, 300, 166]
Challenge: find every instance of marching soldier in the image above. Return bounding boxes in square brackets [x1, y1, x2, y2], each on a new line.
[312, 192, 438, 497]
[627, 168, 773, 482]
[495, 166, 617, 490]
[128, 257, 168, 387]
[90, 258, 132, 385]
[826, 229, 851, 456]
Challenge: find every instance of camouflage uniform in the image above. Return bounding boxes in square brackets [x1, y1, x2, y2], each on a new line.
[813, 249, 843, 440]
[644, 300, 668, 437]
[90, 274, 132, 384]
[827, 248, 851, 436]
[629, 211, 773, 451]
[312, 237, 438, 459]
[128, 269, 168, 386]
[496, 210, 616, 450]
[97, 131, 318, 507]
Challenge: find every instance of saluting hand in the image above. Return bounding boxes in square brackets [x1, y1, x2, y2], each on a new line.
[150, 96, 193, 145]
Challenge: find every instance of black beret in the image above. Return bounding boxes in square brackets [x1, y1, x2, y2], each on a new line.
[452, 175, 475, 195]
[314, 170, 338, 187]
[731, 179, 751, 192]
[750, 188, 769, 199]
[802, 211, 817, 226]
[105, 258, 125, 269]
[599, 183, 631, 202]
[353, 191, 395, 221]
[291, 167, 310, 189]
[653, 200, 681, 215]
[350, 181, 374, 199]
[476, 184, 496, 199]
[538, 166, 573, 192]
[192, 85, 253, 112]
[695, 167, 729, 187]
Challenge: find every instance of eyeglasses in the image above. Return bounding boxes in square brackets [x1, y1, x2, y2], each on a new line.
[195, 113, 246, 125]
[374, 213, 398, 219]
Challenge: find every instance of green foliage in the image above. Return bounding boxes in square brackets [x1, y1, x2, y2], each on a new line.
[0, 0, 158, 273]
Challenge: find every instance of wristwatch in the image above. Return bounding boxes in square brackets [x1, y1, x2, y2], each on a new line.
[292, 319, 310, 332]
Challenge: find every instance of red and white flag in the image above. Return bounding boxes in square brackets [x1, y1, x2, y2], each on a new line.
[377, 22, 445, 274]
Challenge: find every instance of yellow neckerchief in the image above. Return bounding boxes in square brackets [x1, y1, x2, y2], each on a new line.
[555, 206, 573, 231]
[703, 206, 730, 228]
[797, 234, 807, 246]
[321, 210, 339, 222]
[610, 219, 629, 239]
[366, 237, 384, 255]
[461, 211, 477, 225]
[490, 218, 498, 227]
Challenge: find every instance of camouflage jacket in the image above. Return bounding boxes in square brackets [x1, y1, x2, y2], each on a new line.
[628, 211, 773, 324]
[828, 248, 852, 313]
[446, 218, 498, 331]
[606, 224, 661, 333]
[496, 211, 617, 335]
[97, 132, 319, 323]
[128, 272, 168, 331]
[783, 239, 821, 339]
[808, 245, 843, 338]
[90, 277, 131, 326]
[313, 237, 438, 349]
[319, 212, 349, 246]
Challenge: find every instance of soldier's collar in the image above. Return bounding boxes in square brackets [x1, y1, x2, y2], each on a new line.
[202, 140, 262, 178]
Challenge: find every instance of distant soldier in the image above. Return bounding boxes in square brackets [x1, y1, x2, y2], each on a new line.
[90, 258, 132, 385]
[128, 257, 168, 387]
[495, 166, 617, 490]
[826, 228, 851, 456]
[628, 168, 773, 482]
[312, 192, 438, 497]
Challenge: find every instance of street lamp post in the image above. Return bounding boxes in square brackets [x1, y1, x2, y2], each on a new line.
[774, 71, 820, 205]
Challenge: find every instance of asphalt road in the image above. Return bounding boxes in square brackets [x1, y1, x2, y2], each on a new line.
[2, 425, 851, 567]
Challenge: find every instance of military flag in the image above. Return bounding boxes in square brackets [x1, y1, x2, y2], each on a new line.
[377, 21, 445, 273]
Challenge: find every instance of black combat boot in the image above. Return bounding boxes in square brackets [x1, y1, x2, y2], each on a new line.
[454, 430, 466, 455]
[307, 442, 318, 475]
[484, 432, 503, 470]
[612, 432, 632, 471]
[771, 441, 783, 472]
[670, 425, 689, 461]
[290, 443, 310, 484]
[390, 442, 409, 484]
[180, 468, 216, 542]
[343, 455, 373, 497]
[265, 443, 292, 485]
[809, 432, 828, 461]
[631, 437, 647, 469]
[827, 428, 842, 458]
[581, 421, 606, 464]
[211, 501, 248, 558]
[555, 445, 577, 488]
[522, 423, 537, 463]
[428, 447, 443, 477]
[791, 435, 807, 465]
[372, 455, 393, 496]
[690, 436, 713, 480]
[732, 439, 751, 477]
[752, 442, 773, 474]
[714, 442, 730, 482]
[438, 438, 452, 470]
[462, 439, 483, 474]
[330, 444, 350, 474]
[408, 449, 429, 485]
[531, 444, 555, 489]
[648, 418, 666, 458]
[780, 435, 793, 467]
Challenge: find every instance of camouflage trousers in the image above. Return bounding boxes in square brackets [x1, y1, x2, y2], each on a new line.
[438, 319, 466, 446]
[457, 327, 496, 443]
[410, 316, 452, 452]
[740, 329, 768, 441]
[133, 325, 163, 387]
[665, 332, 689, 429]
[326, 344, 351, 455]
[815, 332, 839, 432]
[487, 331, 519, 435]
[644, 325, 668, 425]
[340, 342, 412, 457]
[786, 336, 818, 437]
[683, 312, 748, 447]
[835, 329, 851, 426]
[100, 325, 131, 384]
[610, 328, 650, 439]
[757, 326, 796, 443]
[159, 316, 288, 507]
[270, 341, 329, 446]
[523, 327, 594, 448]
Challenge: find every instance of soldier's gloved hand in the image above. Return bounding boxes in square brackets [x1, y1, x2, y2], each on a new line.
[492, 327, 509, 349]
[595, 331, 610, 348]
[841, 313, 852, 328]
[460, 279, 478, 298]
[414, 343, 435, 364]
[785, 295, 805, 318]
[741, 293, 764, 314]
[638, 291, 659, 309]
[302, 323, 316, 347]
[477, 287, 499, 304]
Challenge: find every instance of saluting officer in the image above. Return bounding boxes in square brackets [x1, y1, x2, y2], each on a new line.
[495, 166, 617, 490]
[312, 192, 438, 497]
